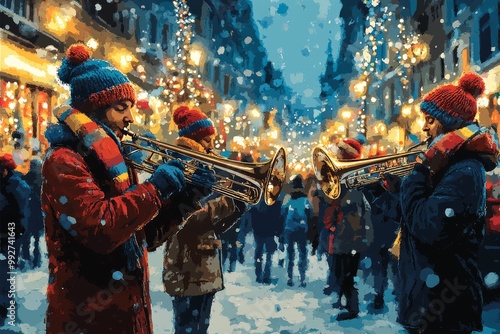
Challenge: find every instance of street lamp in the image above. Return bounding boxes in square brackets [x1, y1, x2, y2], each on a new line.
[341, 108, 353, 137]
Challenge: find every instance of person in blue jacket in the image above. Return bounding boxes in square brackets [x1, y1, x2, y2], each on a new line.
[397, 73, 499, 334]
[281, 174, 313, 287]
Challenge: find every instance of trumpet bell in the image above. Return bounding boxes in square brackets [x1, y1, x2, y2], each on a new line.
[312, 147, 342, 200]
[312, 141, 427, 200]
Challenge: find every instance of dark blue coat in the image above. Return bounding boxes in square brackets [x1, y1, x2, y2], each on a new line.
[398, 142, 497, 332]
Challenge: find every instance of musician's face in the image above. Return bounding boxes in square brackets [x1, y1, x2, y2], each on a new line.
[421, 112, 445, 140]
[199, 134, 216, 153]
[101, 100, 134, 140]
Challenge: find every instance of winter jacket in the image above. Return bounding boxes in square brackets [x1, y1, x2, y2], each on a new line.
[250, 197, 283, 238]
[398, 130, 498, 332]
[281, 191, 312, 233]
[0, 169, 30, 248]
[42, 122, 176, 334]
[332, 186, 373, 255]
[163, 136, 244, 296]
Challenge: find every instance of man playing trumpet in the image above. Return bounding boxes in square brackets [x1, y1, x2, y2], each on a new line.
[396, 73, 499, 333]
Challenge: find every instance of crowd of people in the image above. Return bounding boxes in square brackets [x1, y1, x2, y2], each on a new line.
[1, 43, 499, 334]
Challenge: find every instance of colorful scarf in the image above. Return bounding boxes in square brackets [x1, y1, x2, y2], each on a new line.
[423, 123, 499, 175]
[53, 106, 142, 271]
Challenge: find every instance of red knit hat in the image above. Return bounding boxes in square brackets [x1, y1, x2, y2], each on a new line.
[0, 153, 17, 170]
[173, 106, 216, 141]
[420, 73, 485, 130]
[338, 138, 363, 159]
[58, 43, 136, 112]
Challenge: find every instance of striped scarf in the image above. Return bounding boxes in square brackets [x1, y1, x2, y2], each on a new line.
[53, 106, 143, 271]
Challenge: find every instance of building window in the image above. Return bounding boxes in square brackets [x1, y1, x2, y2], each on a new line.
[452, 46, 459, 68]
[135, 16, 141, 42]
[1, 0, 34, 21]
[223, 74, 230, 95]
[429, 64, 435, 83]
[161, 24, 169, 51]
[149, 14, 157, 44]
[480, 13, 492, 62]
[440, 58, 445, 79]
[214, 65, 220, 84]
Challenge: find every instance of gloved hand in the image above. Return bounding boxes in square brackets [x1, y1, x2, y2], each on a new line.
[379, 172, 402, 193]
[148, 160, 186, 199]
[191, 165, 217, 188]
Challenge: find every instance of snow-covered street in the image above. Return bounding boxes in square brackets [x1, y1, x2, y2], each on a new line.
[3, 234, 500, 334]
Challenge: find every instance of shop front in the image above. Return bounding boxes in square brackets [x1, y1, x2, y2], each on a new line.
[0, 39, 62, 171]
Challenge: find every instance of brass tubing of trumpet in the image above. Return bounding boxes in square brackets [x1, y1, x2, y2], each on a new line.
[121, 129, 284, 205]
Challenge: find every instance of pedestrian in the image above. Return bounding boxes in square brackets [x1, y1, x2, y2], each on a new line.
[220, 154, 254, 272]
[281, 174, 312, 287]
[20, 156, 44, 269]
[0, 153, 30, 325]
[41, 43, 197, 333]
[396, 72, 499, 333]
[368, 180, 400, 310]
[329, 138, 373, 321]
[162, 106, 246, 334]
[250, 194, 284, 284]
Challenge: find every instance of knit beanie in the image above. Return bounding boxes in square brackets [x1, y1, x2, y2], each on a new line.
[57, 43, 136, 112]
[338, 138, 363, 159]
[420, 73, 485, 130]
[0, 153, 17, 170]
[291, 174, 304, 189]
[173, 106, 215, 141]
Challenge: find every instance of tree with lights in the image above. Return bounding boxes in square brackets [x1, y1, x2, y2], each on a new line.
[161, 0, 213, 109]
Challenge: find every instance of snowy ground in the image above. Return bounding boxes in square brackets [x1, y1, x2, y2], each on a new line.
[3, 234, 500, 334]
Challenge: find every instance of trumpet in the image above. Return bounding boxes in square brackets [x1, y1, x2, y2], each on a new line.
[121, 128, 286, 205]
[312, 139, 429, 200]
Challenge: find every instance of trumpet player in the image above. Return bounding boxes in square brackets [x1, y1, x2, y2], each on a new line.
[394, 73, 499, 334]
[41, 44, 196, 333]
[162, 106, 246, 334]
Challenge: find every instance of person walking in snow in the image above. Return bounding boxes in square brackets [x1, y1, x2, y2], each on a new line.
[329, 138, 373, 321]
[0, 153, 30, 325]
[396, 73, 499, 333]
[281, 174, 313, 287]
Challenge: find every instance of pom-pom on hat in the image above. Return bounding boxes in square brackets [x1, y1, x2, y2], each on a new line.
[0, 153, 17, 170]
[57, 43, 136, 112]
[338, 138, 363, 159]
[173, 106, 216, 142]
[420, 72, 485, 130]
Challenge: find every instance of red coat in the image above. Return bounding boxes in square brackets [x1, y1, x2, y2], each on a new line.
[42, 145, 170, 334]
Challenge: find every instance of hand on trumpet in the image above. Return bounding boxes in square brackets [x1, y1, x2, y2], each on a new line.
[148, 160, 186, 199]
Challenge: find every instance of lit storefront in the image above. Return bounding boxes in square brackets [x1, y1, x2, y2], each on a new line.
[0, 39, 61, 156]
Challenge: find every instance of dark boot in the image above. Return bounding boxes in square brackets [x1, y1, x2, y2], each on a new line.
[337, 289, 359, 321]
[255, 260, 263, 283]
[287, 278, 294, 287]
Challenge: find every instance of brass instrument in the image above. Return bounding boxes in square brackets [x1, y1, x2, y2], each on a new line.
[121, 128, 286, 205]
[312, 140, 429, 199]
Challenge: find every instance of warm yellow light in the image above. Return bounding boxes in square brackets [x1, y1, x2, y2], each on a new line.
[190, 49, 202, 66]
[402, 105, 412, 117]
[86, 38, 99, 50]
[249, 108, 261, 119]
[341, 109, 352, 120]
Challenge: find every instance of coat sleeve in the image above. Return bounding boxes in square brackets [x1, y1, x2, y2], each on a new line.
[42, 148, 162, 254]
[400, 161, 484, 245]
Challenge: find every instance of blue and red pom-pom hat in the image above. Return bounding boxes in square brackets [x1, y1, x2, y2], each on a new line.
[57, 43, 136, 112]
[173, 106, 215, 142]
[420, 73, 485, 130]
